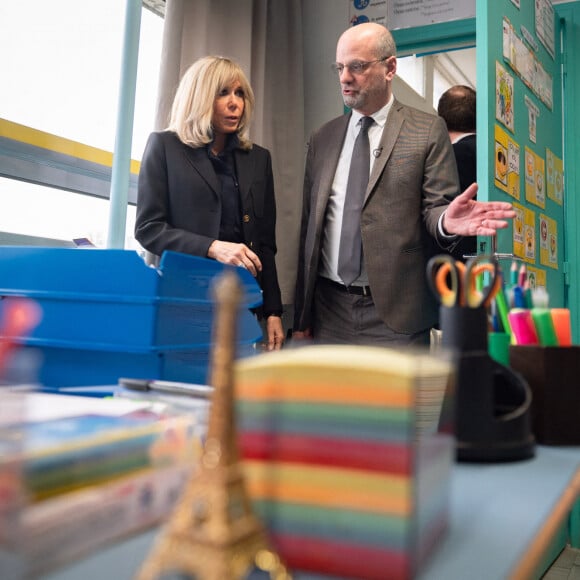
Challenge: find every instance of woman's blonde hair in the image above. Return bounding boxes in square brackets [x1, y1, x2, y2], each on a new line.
[167, 56, 255, 150]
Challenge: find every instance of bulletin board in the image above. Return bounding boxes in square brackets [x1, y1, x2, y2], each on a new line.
[476, 0, 565, 306]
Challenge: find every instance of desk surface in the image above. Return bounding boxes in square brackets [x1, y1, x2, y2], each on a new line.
[44, 446, 580, 580]
[419, 446, 580, 580]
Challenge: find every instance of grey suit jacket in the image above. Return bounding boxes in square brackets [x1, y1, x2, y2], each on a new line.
[294, 99, 460, 335]
[135, 131, 282, 316]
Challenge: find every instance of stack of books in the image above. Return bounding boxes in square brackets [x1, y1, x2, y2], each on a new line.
[0, 391, 205, 577]
[235, 345, 455, 580]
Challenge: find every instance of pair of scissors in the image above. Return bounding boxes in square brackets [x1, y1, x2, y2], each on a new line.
[427, 254, 502, 308]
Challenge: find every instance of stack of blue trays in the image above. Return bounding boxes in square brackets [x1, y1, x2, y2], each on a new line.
[0, 247, 263, 388]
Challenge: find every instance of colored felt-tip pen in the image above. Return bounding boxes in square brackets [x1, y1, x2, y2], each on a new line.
[119, 378, 213, 398]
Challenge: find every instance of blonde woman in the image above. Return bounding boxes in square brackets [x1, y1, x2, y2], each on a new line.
[136, 56, 284, 350]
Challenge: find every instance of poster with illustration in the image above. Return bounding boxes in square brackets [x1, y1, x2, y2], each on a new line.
[524, 225, 536, 262]
[513, 203, 536, 263]
[496, 61, 515, 132]
[494, 124, 520, 199]
[513, 203, 525, 251]
[502, 16, 553, 110]
[539, 213, 558, 268]
[546, 148, 564, 206]
[535, 0, 555, 60]
[524, 95, 539, 143]
[524, 146, 545, 208]
[495, 141, 508, 188]
[526, 265, 546, 292]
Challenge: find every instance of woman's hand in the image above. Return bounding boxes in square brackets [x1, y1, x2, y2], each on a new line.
[207, 240, 262, 277]
[265, 315, 284, 351]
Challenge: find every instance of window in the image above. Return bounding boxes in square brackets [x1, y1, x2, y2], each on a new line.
[0, 1, 163, 247]
[395, 48, 476, 111]
[397, 55, 425, 97]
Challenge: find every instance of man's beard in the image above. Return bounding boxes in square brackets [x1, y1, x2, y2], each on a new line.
[343, 94, 361, 109]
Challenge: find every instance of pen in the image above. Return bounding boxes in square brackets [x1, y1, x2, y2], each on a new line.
[531, 308, 559, 346]
[551, 308, 572, 346]
[510, 260, 518, 286]
[490, 300, 501, 332]
[508, 309, 539, 345]
[512, 285, 526, 308]
[495, 274, 512, 340]
[517, 263, 527, 288]
[119, 378, 214, 398]
[523, 280, 534, 309]
[531, 287, 549, 308]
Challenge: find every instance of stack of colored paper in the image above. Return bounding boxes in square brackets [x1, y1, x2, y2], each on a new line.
[235, 345, 455, 580]
[0, 392, 204, 576]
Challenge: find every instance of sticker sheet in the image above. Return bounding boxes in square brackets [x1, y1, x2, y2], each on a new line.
[539, 213, 558, 268]
[496, 61, 515, 132]
[546, 148, 564, 205]
[513, 202, 536, 264]
[524, 146, 545, 209]
[494, 124, 520, 199]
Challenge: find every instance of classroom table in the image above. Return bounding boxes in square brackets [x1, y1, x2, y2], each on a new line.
[44, 446, 580, 580]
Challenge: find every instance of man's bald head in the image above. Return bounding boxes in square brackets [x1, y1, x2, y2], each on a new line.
[338, 23, 397, 61]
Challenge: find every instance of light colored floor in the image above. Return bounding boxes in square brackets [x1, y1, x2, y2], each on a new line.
[543, 546, 580, 580]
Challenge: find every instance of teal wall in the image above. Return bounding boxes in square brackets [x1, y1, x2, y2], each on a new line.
[477, 0, 565, 307]
[557, 1, 580, 341]
[396, 3, 580, 338]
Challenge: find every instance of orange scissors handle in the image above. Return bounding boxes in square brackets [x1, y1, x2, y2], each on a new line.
[464, 257, 501, 308]
[427, 254, 501, 309]
[427, 255, 466, 307]
[435, 261, 466, 306]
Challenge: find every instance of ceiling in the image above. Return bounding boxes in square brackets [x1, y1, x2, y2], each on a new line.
[436, 48, 476, 88]
[143, 0, 165, 17]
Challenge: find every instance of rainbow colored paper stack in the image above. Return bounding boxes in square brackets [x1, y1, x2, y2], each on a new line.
[235, 345, 455, 580]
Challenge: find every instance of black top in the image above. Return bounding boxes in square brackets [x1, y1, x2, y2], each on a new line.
[450, 133, 478, 261]
[134, 130, 283, 318]
[207, 136, 243, 244]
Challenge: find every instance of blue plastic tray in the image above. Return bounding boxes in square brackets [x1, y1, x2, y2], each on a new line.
[25, 339, 257, 388]
[0, 247, 263, 348]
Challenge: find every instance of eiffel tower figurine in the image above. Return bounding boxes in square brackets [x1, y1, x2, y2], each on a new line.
[137, 270, 291, 580]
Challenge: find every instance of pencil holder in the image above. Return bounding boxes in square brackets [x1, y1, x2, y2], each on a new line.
[440, 305, 535, 462]
[488, 332, 511, 366]
[509, 346, 580, 445]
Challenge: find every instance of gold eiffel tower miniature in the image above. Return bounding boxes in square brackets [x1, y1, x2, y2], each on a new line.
[137, 270, 291, 580]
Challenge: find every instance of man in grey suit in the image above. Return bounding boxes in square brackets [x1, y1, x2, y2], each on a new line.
[293, 23, 515, 346]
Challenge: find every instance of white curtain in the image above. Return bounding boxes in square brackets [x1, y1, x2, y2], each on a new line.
[154, 0, 305, 311]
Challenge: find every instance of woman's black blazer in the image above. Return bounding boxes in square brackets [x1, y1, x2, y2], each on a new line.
[135, 130, 282, 316]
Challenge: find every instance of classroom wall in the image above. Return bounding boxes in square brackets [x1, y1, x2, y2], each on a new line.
[302, 1, 346, 139]
[301, 0, 435, 140]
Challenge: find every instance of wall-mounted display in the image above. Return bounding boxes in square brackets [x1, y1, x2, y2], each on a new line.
[546, 148, 563, 206]
[524, 95, 540, 143]
[535, 0, 555, 59]
[539, 213, 558, 268]
[495, 124, 520, 199]
[524, 146, 546, 209]
[502, 16, 553, 110]
[496, 61, 515, 132]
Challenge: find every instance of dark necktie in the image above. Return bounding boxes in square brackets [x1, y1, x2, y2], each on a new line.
[338, 116, 374, 286]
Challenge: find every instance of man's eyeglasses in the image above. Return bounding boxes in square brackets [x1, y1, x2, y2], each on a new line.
[332, 57, 389, 76]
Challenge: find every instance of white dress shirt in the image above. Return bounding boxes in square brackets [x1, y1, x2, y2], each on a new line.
[319, 97, 394, 286]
